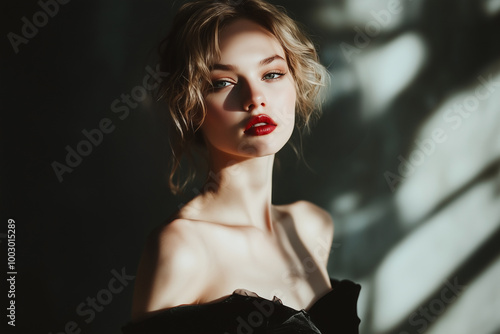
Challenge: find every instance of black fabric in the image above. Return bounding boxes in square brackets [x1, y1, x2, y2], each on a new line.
[122, 279, 361, 334]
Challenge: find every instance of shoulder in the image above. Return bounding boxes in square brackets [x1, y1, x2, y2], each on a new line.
[287, 200, 334, 236]
[131, 219, 211, 321]
[279, 200, 334, 265]
[149, 220, 211, 274]
[152, 219, 207, 260]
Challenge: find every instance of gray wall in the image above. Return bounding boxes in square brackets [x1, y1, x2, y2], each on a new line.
[2, 0, 500, 333]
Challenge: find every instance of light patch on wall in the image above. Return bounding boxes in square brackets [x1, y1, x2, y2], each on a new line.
[483, 0, 500, 15]
[371, 179, 500, 332]
[394, 70, 500, 225]
[427, 255, 500, 334]
[330, 191, 361, 215]
[354, 32, 427, 120]
[311, 4, 348, 29]
[345, 0, 403, 30]
[355, 277, 372, 334]
[311, 0, 421, 31]
[331, 197, 390, 238]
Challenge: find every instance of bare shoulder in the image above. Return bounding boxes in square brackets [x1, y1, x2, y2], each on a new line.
[131, 219, 211, 321]
[151, 219, 209, 271]
[287, 200, 334, 236]
[277, 200, 334, 265]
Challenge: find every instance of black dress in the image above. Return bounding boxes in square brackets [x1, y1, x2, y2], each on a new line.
[122, 278, 361, 334]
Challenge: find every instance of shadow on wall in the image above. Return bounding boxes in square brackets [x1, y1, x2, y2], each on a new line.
[270, 0, 500, 333]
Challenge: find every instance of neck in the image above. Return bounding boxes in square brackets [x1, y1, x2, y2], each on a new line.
[193, 148, 276, 233]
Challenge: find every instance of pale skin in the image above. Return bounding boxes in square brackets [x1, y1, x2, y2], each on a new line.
[131, 18, 334, 322]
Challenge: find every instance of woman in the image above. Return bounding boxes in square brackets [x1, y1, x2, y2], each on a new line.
[123, 0, 360, 333]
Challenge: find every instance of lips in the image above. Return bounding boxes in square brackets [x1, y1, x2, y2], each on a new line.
[244, 114, 277, 136]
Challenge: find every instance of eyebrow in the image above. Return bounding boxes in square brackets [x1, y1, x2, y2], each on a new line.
[211, 54, 286, 71]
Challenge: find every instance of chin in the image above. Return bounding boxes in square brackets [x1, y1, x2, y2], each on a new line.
[236, 135, 290, 158]
[206, 125, 293, 160]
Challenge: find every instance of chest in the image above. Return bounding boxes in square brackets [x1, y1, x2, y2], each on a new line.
[199, 226, 331, 310]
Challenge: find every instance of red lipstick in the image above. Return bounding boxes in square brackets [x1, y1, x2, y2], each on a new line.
[244, 114, 277, 136]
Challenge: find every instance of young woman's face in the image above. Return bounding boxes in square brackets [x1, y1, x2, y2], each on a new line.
[201, 18, 296, 161]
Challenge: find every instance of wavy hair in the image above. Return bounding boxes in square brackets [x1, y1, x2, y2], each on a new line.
[158, 0, 329, 194]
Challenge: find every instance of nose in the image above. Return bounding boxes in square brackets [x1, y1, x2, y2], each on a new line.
[241, 80, 267, 112]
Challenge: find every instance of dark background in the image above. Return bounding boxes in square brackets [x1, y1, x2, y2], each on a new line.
[2, 0, 500, 333]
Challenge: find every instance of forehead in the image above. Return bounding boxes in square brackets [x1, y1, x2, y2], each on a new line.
[217, 18, 286, 64]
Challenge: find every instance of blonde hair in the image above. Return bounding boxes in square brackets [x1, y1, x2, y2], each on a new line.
[158, 0, 329, 194]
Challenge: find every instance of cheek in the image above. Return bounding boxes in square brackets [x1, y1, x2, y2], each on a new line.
[205, 107, 236, 132]
[289, 86, 297, 111]
[275, 80, 297, 128]
[204, 95, 227, 128]
[202, 95, 240, 141]
[281, 76, 297, 109]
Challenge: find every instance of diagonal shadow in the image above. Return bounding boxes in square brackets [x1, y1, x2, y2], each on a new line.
[385, 221, 500, 334]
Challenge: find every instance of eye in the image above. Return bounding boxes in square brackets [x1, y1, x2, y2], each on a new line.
[263, 72, 285, 80]
[212, 80, 233, 89]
